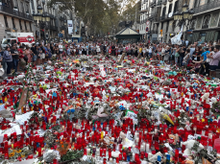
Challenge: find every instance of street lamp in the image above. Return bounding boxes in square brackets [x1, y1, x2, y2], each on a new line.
[37, 5, 43, 14]
[64, 20, 67, 26]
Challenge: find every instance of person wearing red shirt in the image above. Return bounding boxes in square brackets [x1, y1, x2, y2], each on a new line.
[18, 46, 25, 71]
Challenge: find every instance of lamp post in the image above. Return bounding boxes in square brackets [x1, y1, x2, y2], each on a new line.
[173, 3, 194, 29]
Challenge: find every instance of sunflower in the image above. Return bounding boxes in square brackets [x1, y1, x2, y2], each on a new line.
[16, 149, 22, 153]
[20, 153, 25, 158]
[9, 152, 15, 158]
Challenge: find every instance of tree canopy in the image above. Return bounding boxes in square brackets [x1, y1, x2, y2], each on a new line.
[47, 0, 122, 36]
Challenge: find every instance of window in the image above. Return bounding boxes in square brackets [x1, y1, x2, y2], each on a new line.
[19, 20, 22, 30]
[13, 0, 18, 9]
[29, 22, 32, 31]
[26, 3, 29, 13]
[162, 7, 166, 17]
[12, 17, 15, 28]
[174, 1, 178, 13]
[3, 39, 10, 44]
[31, 0, 34, 11]
[21, 2, 24, 13]
[4, 15, 8, 28]
[168, 4, 172, 14]
[24, 21, 27, 30]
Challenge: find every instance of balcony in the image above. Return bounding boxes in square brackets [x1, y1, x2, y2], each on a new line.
[150, 1, 156, 8]
[140, 8, 149, 13]
[194, 0, 220, 14]
[0, 5, 33, 21]
[160, 14, 174, 21]
[162, 0, 167, 5]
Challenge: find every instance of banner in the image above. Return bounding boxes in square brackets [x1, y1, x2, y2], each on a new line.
[68, 20, 73, 35]
[171, 26, 183, 45]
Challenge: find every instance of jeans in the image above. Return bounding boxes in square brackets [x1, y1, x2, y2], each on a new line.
[13, 58, 19, 72]
[179, 57, 183, 66]
[6, 61, 13, 74]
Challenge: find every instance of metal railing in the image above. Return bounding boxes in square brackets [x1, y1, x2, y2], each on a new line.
[160, 14, 174, 21]
[0, 5, 33, 21]
[194, 0, 220, 14]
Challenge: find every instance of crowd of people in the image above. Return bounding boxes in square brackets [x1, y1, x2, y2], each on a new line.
[0, 40, 220, 78]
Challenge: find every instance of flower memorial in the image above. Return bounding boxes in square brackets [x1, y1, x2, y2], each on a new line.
[0, 54, 220, 164]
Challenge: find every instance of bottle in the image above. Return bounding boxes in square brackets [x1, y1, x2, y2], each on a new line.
[156, 155, 162, 164]
[166, 154, 171, 164]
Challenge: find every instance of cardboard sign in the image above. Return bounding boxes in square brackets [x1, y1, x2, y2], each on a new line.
[118, 53, 126, 63]
[18, 88, 28, 109]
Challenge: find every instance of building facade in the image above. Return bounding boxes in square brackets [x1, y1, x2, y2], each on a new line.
[31, 0, 60, 41]
[0, 0, 34, 42]
[141, 0, 220, 44]
[187, 0, 220, 44]
[140, 0, 150, 38]
[148, 0, 185, 43]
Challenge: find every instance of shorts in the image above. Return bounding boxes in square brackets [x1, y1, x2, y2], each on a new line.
[209, 65, 218, 71]
[59, 51, 63, 54]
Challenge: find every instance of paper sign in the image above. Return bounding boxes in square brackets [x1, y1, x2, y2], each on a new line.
[126, 131, 134, 141]
[0, 104, 5, 111]
[109, 86, 116, 93]
[128, 69, 136, 73]
[15, 111, 34, 125]
[170, 88, 177, 93]
[155, 93, 163, 100]
[0, 125, 22, 143]
[126, 110, 138, 124]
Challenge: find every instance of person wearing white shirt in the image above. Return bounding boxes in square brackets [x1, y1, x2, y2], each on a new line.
[148, 46, 152, 58]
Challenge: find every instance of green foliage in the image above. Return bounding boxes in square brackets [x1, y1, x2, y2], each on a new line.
[47, 0, 121, 36]
[60, 150, 84, 163]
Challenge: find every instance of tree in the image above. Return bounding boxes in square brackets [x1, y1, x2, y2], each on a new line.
[47, 0, 122, 37]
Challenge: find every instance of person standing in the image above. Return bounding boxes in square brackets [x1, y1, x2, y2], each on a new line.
[25, 46, 32, 64]
[208, 45, 220, 78]
[3, 47, 13, 75]
[185, 39, 189, 47]
[58, 42, 63, 59]
[11, 45, 19, 73]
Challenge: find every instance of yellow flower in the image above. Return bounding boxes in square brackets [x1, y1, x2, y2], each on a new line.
[16, 150, 22, 153]
[9, 152, 15, 158]
[21, 153, 25, 158]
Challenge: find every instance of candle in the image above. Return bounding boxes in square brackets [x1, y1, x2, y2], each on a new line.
[146, 143, 150, 153]
[87, 148, 90, 155]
